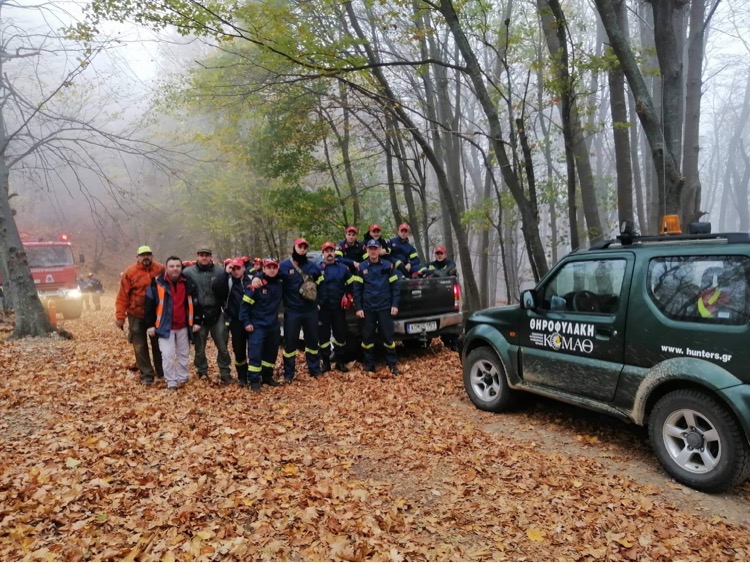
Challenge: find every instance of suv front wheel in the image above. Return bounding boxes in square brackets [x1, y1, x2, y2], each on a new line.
[649, 389, 750, 493]
[463, 347, 515, 412]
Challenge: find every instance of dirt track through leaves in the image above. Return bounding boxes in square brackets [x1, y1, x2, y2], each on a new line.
[1, 301, 749, 560]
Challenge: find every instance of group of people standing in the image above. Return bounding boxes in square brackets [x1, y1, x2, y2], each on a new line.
[114, 224, 457, 392]
[78, 272, 104, 311]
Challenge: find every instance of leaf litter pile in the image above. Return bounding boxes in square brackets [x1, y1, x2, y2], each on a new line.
[1, 300, 749, 561]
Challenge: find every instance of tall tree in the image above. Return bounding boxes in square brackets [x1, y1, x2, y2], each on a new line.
[538, 0, 604, 247]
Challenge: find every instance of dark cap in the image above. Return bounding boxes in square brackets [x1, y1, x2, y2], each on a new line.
[197, 246, 212, 254]
[366, 239, 381, 248]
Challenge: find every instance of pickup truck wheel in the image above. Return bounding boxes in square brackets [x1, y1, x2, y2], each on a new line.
[648, 389, 750, 493]
[463, 347, 515, 412]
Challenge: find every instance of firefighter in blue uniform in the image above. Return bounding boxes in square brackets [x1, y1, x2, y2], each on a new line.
[240, 258, 283, 392]
[390, 223, 426, 278]
[335, 225, 366, 273]
[319, 241, 356, 373]
[427, 246, 457, 277]
[353, 239, 401, 375]
[212, 258, 252, 386]
[361, 224, 393, 264]
[251, 238, 324, 383]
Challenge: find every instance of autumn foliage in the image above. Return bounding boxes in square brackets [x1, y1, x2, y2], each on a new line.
[1, 298, 749, 561]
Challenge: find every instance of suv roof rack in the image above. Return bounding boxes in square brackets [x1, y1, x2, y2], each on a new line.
[589, 232, 750, 250]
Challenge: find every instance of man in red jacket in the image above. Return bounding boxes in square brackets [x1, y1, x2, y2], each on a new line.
[115, 245, 165, 385]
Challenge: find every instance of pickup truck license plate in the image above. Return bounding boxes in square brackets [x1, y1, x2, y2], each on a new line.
[407, 321, 438, 334]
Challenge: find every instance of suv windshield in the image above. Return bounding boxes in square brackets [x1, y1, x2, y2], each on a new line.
[26, 245, 74, 268]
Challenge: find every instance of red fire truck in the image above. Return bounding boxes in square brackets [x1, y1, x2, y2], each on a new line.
[12, 234, 85, 319]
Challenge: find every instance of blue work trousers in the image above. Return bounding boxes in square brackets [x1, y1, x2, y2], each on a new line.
[247, 324, 280, 383]
[361, 308, 397, 370]
[283, 309, 320, 380]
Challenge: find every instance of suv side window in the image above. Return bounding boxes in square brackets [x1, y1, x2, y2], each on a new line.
[541, 259, 626, 314]
[648, 256, 750, 325]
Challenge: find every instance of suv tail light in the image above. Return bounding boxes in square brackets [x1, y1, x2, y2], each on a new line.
[453, 282, 461, 310]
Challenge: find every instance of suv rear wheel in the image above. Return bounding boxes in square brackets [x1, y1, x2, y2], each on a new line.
[463, 347, 515, 412]
[648, 389, 750, 493]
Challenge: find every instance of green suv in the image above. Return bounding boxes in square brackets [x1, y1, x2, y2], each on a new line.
[461, 229, 750, 492]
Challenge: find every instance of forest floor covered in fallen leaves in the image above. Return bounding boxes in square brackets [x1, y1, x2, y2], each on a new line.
[1, 298, 750, 561]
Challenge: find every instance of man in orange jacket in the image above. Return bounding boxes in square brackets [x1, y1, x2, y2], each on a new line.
[115, 246, 165, 385]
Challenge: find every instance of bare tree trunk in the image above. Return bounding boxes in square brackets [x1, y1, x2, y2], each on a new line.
[339, 89, 361, 226]
[608, 0, 633, 227]
[628, 90, 646, 233]
[439, 0, 548, 280]
[0, 165, 54, 337]
[594, 0, 684, 217]
[538, 0, 603, 247]
[681, 0, 717, 226]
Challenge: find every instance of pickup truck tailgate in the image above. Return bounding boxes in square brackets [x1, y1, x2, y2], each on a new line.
[395, 277, 457, 318]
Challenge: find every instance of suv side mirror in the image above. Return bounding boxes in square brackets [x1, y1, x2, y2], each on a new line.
[521, 290, 537, 310]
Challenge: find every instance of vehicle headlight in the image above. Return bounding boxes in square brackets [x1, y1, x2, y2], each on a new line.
[67, 288, 82, 299]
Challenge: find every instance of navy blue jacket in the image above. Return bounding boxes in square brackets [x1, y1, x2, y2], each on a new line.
[353, 259, 400, 312]
[335, 239, 366, 272]
[390, 236, 421, 271]
[276, 257, 323, 313]
[212, 271, 251, 320]
[319, 260, 355, 310]
[428, 258, 458, 277]
[239, 275, 282, 329]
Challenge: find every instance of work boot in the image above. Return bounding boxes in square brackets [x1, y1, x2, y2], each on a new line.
[389, 366, 400, 376]
[335, 361, 350, 373]
[262, 372, 280, 387]
[250, 380, 262, 393]
[219, 374, 233, 385]
[321, 359, 331, 373]
[141, 376, 154, 386]
[238, 378, 249, 388]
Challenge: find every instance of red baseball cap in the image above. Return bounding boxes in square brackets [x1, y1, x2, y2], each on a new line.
[294, 238, 309, 247]
[346, 225, 358, 234]
[435, 246, 447, 254]
[321, 241, 336, 251]
[223, 258, 232, 265]
[398, 223, 410, 232]
[241, 256, 250, 263]
[263, 258, 279, 267]
[369, 224, 382, 232]
[229, 258, 244, 268]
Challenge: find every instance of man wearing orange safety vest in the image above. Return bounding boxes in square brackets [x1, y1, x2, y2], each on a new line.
[145, 256, 203, 390]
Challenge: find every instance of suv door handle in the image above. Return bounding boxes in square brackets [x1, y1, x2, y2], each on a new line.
[596, 327, 617, 338]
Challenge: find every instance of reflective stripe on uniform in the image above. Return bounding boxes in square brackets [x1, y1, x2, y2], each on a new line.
[389, 275, 398, 283]
[319, 341, 331, 349]
[248, 365, 262, 373]
[333, 338, 346, 347]
[283, 350, 297, 358]
[262, 361, 275, 368]
[305, 347, 319, 355]
[351, 275, 363, 284]
[698, 288, 722, 318]
[243, 295, 254, 304]
[361, 342, 375, 349]
[384, 342, 396, 349]
[234, 359, 247, 366]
